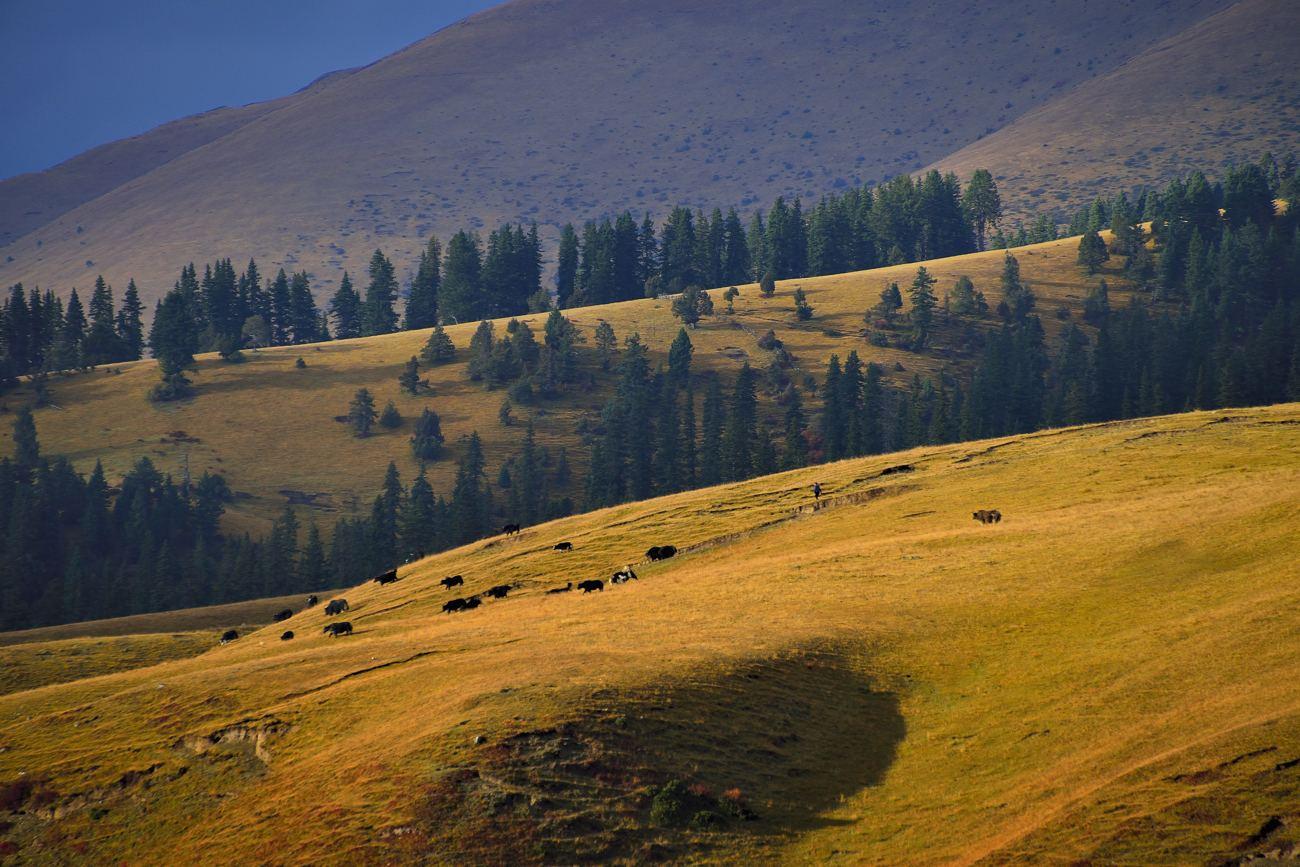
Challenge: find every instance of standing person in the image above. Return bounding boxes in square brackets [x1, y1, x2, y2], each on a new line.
[812, 482, 822, 503]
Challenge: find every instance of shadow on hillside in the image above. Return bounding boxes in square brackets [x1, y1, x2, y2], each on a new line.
[407, 644, 905, 863]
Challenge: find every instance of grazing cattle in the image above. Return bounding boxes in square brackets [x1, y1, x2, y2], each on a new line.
[546, 582, 573, 594]
[219, 629, 239, 645]
[646, 545, 678, 561]
[501, 523, 521, 536]
[439, 575, 464, 589]
[443, 598, 468, 614]
[373, 568, 400, 585]
[578, 579, 604, 593]
[323, 622, 353, 637]
[972, 509, 1003, 525]
[325, 599, 349, 616]
[611, 566, 638, 584]
[305, 594, 319, 607]
[273, 608, 293, 622]
[281, 631, 295, 641]
[484, 584, 512, 599]
[989, 509, 1002, 523]
[463, 596, 482, 610]
[553, 541, 574, 552]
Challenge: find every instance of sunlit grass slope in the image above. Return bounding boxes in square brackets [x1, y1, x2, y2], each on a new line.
[0, 403, 1296, 864]
[0, 234, 1134, 537]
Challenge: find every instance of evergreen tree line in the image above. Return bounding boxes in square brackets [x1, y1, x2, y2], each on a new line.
[0, 276, 145, 384]
[0, 408, 331, 631]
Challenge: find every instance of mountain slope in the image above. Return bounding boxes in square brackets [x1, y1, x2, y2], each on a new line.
[0, 404, 1296, 863]
[0, 0, 1237, 305]
[0, 233, 1137, 536]
[932, 0, 1300, 216]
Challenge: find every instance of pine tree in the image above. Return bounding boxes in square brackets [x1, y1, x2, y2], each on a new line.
[59, 288, 87, 369]
[723, 363, 758, 481]
[330, 273, 362, 339]
[759, 271, 776, 298]
[466, 320, 495, 382]
[299, 523, 327, 589]
[999, 253, 1036, 322]
[348, 388, 377, 437]
[421, 324, 456, 364]
[821, 355, 845, 460]
[288, 272, 320, 344]
[672, 284, 713, 328]
[594, 321, 617, 370]
[782, 385, 808, 469]
[950, 275, 988, 316]
[668, 328, 693, 386]
[406, 236, 442, 330]
[399, 470, 437, 560]
[877, 282, 903, 325]
[147, 289, 199, 401]
[555, 224, 580, 308]
[399, 357, 425, 394]
[441, 230, 483, 323]
[908, 266, 938, 348]
[410, 408, 445, 461]
[450, 432, 490, 543]
[84, 276, 123, 365]
[379, 401, 403, 428]
[680, 387, 698, 487]
[793, 286, 814, 321]
[699, 375, 725, 486]
[1077, 230, 1110, 274]
[12, 406, 39, 471]
[362, 249, 399, 336]
[116, 280, 145, 360]
[962, 169, 1002, 250]
[269, 269, 292, 345]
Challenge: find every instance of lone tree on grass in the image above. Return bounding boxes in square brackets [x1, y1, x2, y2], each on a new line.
[421, 324, 456, 364]
[349, 388, 377, 437]
[876, 282, 903, 325]
[672, 285, 714, 328]
[398, 357, 428, 394]
[759, 271, 776, 298]
[410, 408, 445, 461]
[1077, 229, 1110, 274]
[380, 401, 403, 428]
[793, 287, 813, 321]
[908, 266, 938, 349]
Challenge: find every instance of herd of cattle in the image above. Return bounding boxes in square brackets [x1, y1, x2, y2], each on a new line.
[216, 511, 1002, 645]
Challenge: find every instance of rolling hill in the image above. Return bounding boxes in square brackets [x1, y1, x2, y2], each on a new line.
[931, 0, 1300, 217]
[1, 0, 1274, 308]
[0, 402, 1296, 863]
[0, 232, 1136, 537]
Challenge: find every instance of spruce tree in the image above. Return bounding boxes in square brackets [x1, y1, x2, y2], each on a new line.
[466, 320, 495, 382]
[908, 266, 938, 348]
[84, 276, 123, 365]
[12, 406, 39, 471]
[594, 321, 617, 370]
[555, 224, 579, 308]
[380, 401, 403, 428]
[421, 324, 456, 364]
[299, 523, 328, 589]
[699, 375, 724, 486]
[288, 272, 320, 344]
[1077, 230, 1110, 274]
[362, 249, 399, 336]
[680, 387, 698, 487]
[406, 236, 441, 330]
[399, 470, 437, 560]
[116, 280, 145, 360]
[270, 269, 292, 345]
[399, 357, 425, 394]
[450, 432, 490, 543]
[441, 230, 483, 323]
[877, 282, 903, 325]
[782, 385, 808, 469]
[410, 408, 445, 461]
[759, 271, 776, 297]
[348, 388, 377, 437]
[148, 289, 199, 401]
[668, 328, 693, 386]
[723, 363, 758, 481]
[330, 273, 363, 339]
[793, 286, 814, 321]
[962, 169, 1002, 250]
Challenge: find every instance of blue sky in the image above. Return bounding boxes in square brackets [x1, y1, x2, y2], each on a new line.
[0, 0, 498, 179]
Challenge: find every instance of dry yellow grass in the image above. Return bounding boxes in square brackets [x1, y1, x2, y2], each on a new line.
[0, 233, 1134, 537]
[0, 402, 1296, 864]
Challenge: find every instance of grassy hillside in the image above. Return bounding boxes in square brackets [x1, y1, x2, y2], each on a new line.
[0, 403, 1296, 863]
[933, 0, 1300, 219]
[0, 0, 1238, 305]
[0, 234, 1135, 536]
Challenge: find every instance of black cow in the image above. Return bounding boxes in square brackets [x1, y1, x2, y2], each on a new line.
[281, 631, 295, 641]
[463, 596, 482, 610]
[484, 584, 512, 599]
[273, 608, 293, 622]
[553, 541, 573, 552]
[443, 598, 468, 614]
[305, 594, 319, 607]
[546, 582, 573, 594]
[646, 545, 678, 561]
[373, 568, 400, 585]
[501, 523, 521, 536]
[220, 629, 239, 644]
[611, 567, 638, 584]
[439, 575, 464, 589]
[325, 599, 349, 616]
[323, 622, 353, 637]
[578, 579, 604, 593]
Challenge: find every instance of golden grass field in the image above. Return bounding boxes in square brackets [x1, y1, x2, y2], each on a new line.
[0, 233, 1135, 538]
[0, 402, 1296, 864]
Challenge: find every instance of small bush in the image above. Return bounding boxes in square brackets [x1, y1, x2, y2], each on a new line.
[295, 357, 307, 369]
[869, 331, 890, 347]
[756, 329, 783, 351]
[650, 780, 689, 826]
[690, 810, 723, 829]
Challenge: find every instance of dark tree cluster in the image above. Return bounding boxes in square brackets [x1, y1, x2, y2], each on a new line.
[0, 276, 144, 385]
[0, 409, 332, 630]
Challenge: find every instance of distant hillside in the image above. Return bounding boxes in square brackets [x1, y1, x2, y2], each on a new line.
[0, 0, 1242, 306]
[0, 403, 1296, 863]
[932, 0, 1300, 218]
